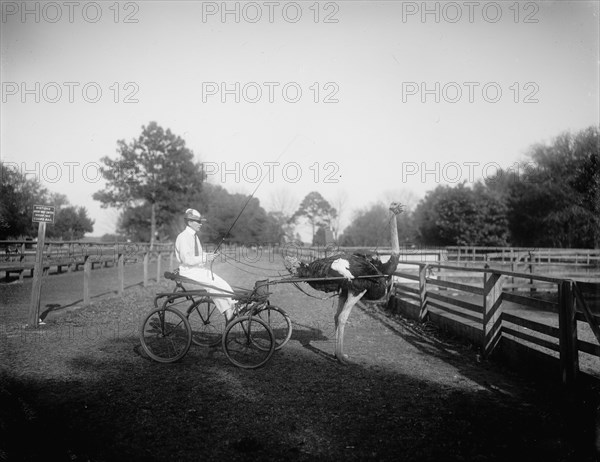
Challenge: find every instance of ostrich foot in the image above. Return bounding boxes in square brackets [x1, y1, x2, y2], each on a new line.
[335, 352, 350, 365]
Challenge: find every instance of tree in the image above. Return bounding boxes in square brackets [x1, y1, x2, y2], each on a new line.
[290, 191, 337, 244]
[197, 184, 282, 246]
[0, 162, 49, 239]
[93, 122, 204, 247]
[264, 211, 292, 243]
[413, 182, 509, 246]
[48, 206, 94, 240]
[266, 188, 298, 242]
[571, 149, 600, 247]
[502, 126, 599, 247]
[339, 202, 416, 248]
[330, 191, 348, 242]
[339, 203, 391, 247]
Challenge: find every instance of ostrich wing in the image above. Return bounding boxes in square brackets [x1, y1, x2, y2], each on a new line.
[295, 253, 393, 299]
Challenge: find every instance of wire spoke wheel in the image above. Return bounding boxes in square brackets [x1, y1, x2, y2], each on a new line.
[222, 316, 274, 369]
[186, 299, 226, 347]
[254, 305, 292, 350]
[140, 307, 191, 363]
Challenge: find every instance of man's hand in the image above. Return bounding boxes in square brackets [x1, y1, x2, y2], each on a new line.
[206, 252, 219, 263]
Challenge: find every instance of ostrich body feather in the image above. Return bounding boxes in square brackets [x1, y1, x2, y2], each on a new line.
[289, 253, 400, 300]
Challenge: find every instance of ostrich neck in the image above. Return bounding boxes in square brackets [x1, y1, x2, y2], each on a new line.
[390, 213, 400, 255]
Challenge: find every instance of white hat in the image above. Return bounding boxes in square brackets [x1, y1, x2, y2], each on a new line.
[184, 208, 206, 222]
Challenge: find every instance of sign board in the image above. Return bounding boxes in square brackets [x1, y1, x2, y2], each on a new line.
[32, 205, 55, 224]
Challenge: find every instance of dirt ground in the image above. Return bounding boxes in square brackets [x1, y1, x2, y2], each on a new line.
[1, 257, 599, 461]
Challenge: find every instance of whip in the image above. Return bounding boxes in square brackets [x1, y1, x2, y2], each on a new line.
[210, 135, 300, 278]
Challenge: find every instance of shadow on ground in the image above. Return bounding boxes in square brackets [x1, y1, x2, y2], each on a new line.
[1, 317, 598, 462]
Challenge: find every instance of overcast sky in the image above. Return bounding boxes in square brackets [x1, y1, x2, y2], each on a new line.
[1, 0, 598, 237]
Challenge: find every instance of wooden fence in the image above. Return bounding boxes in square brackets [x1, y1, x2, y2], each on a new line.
[295, 245, 600, 286]
[390, 261, 600, 389]
[0, 240, 174, 304]
[292, 245, 600, 387]
[447, 246, 600, 264]
[447, 246, 600, 282]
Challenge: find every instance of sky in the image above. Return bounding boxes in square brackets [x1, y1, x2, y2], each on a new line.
[1, 0, 599, 238]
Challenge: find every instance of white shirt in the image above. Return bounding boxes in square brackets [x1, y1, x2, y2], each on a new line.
[174, 226, 210, 269]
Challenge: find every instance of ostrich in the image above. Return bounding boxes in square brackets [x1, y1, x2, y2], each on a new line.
[284, 202, 404, 364]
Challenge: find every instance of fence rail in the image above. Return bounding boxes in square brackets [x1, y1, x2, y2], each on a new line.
[295, 245, 600, 280]
[0, 240, 175, 306]
[293, 244, 600, 386]
[0, 240, 173, 279]
[389, 261, 600, 389]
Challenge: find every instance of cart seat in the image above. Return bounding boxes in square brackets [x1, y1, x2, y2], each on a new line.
[164, 271, 209, 293]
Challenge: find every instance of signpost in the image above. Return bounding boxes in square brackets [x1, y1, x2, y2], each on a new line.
[28, 205, 55, 328]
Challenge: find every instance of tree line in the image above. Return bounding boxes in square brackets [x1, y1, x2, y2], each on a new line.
[340, 125, 599, 249]
[0, 166, 94, 241]
[1, 123, 597, 249]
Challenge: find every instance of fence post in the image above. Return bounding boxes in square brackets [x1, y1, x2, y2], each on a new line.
[510, 262, 516, 291]
[169, 251, 173, 270]
[28, 224, 47, 327]
[118, 253, 124, 295]
[558, 280, 578, 390]
[482, 271, 504, 358]
[67, 242, 74, 272]
[156, 252, 162, 282]
[418, 264, 428, 322]
[528, 252, 535, 293]
[83, 256, 91, 305]
[143, 252, 149, 287]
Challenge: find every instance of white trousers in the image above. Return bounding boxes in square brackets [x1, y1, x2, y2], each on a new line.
[179, 267, 235, 315]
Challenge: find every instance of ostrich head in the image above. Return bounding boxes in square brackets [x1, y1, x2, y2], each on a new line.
[389, 202, 404, 215]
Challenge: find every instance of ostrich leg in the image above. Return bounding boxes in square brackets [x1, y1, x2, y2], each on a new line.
[334, 289, 367, 364]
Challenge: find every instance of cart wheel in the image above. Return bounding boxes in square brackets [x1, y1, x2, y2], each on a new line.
[186, 299, 226, 347]
[254, 305, 292, 350]
[140, 307, 192, 363]
[222, 316, 275, 369]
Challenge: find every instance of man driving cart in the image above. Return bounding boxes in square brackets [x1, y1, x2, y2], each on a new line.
[174, 208, 235, 323]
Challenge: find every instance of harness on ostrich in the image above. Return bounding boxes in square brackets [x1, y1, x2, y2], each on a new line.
[282, 202, 404, 303]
